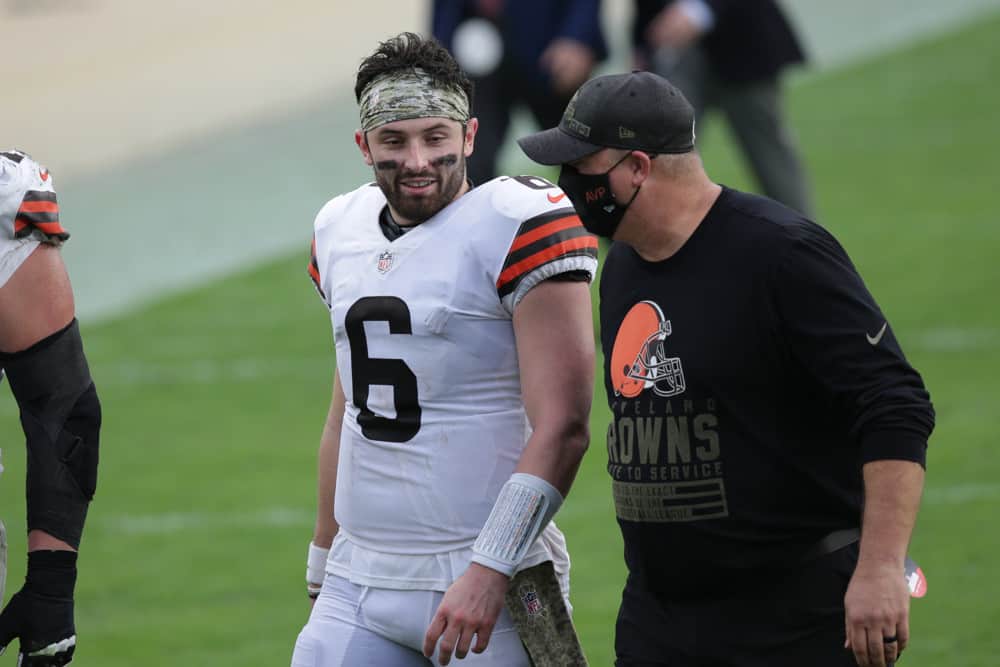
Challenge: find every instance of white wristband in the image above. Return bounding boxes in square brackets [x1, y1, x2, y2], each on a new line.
[306, 541, 329, 593]
[471, 473, 563, 577]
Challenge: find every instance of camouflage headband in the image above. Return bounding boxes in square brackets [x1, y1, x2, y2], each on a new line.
[359, 68, 470, 132]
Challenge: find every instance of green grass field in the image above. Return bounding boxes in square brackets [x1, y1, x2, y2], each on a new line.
[3, 12, 1000, 665]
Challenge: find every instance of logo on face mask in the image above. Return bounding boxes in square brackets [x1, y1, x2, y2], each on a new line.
[557, 153, 641, 239]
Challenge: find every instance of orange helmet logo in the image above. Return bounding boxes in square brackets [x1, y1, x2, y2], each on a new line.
[610, 301, 686, 398]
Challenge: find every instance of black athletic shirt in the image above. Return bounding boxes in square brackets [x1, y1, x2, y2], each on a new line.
[599, 187, 934, 597]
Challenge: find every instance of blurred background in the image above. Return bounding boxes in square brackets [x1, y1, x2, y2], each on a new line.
[2, 0, 999, 664]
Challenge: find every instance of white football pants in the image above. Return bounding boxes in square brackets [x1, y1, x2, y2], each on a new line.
[291, 574, 530, 666]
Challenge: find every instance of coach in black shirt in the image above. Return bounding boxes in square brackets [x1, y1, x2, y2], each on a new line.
[518, 71, 933, 667]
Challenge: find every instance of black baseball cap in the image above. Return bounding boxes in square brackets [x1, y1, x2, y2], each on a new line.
[517, 71, 696, 165]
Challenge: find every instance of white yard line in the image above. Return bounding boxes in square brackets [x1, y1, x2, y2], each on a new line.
[92, 357, 332, 385]
[923, 483, 1000, 505]
[913, 328, 1000, 352]
[97, 507, 313, 536]
[0, 320, 993, 420]
[85, 482, 1000, 537]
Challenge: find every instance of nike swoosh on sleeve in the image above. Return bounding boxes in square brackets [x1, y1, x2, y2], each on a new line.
[866, 322, 888, 345]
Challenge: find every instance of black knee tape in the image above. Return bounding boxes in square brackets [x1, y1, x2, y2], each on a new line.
[1, 319, 101, 549]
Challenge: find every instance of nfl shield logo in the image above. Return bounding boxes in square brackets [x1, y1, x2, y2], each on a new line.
[521, 589, 543, 616]
[377, 250, 394, 273]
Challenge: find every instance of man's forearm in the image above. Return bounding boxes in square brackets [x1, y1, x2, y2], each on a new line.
[313, 376, 346, 548]
[313, 417, 342, 548]
[513, 418, 589, 498]
[858, 459, 925, 566]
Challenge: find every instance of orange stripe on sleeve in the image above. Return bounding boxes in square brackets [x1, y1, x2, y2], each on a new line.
[31, 221, 68, 234]
[508, 215, 582, 253]
[496, 236, 598, 290]
[18, 201, 59, 214]
[308, 238, 323, 293]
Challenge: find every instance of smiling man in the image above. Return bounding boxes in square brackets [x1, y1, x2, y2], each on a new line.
[290, 33, 598, 667]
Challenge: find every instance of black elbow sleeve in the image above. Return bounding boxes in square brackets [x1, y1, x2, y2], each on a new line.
[1, 319, 101, 549]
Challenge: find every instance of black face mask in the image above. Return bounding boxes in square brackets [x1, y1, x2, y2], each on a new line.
[557, 153, 641, 238]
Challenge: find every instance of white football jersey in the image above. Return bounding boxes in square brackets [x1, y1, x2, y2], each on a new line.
[0, 150, 68, 288]
[310, 175, 596, 590]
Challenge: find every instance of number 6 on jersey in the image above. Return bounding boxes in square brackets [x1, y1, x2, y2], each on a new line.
[344, 296, 422, 442]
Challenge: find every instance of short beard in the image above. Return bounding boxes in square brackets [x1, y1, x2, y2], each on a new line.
[374, 153, 467, 225]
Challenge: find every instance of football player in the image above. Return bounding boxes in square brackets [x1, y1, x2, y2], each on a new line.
[291, 33, 597, 666]
[0, 150, 101, 666]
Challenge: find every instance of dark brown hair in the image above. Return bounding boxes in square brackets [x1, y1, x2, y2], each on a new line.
[354, 32, 473, 107]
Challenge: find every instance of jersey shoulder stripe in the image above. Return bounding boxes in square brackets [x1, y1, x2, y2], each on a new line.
[15, 190, 68, 242]
[507, 209, 582, 253]
[496, 209, 597, 298]
[2, 151, 68, 245]
[307, 236, 325, 303]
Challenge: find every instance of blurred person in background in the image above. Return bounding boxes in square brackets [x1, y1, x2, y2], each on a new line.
[633, 0, 816, 218]
[519, 71, 934, 667]
[433, 0, 607, 184]
[290, 33, 597, 666]
[0, 150, 102, 666]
